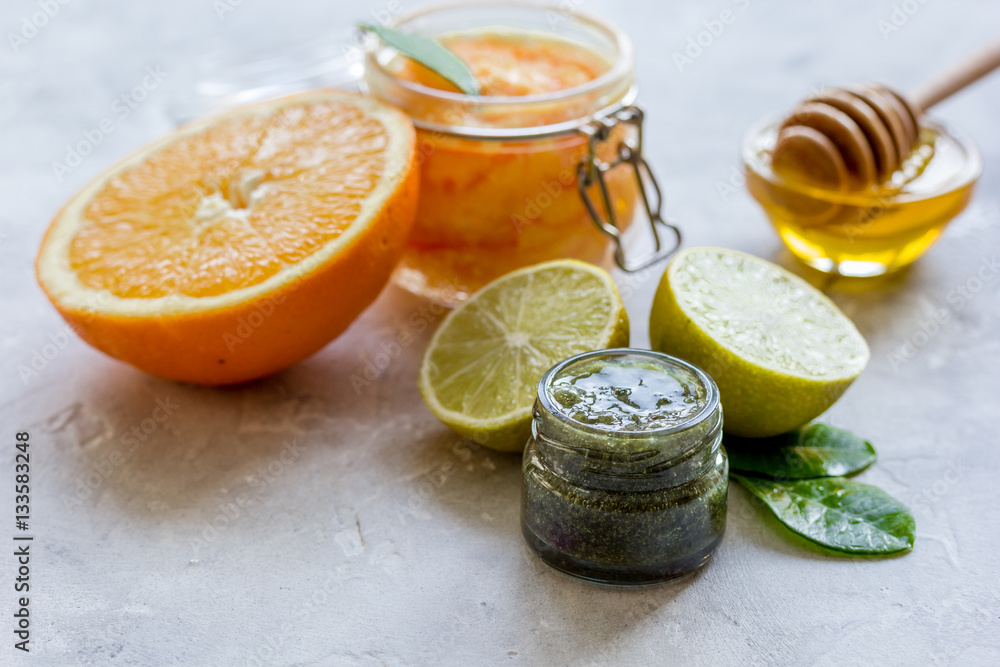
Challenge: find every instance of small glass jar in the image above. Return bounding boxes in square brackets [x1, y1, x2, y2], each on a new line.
[743, 114, 981, 277]
[521, 348, 727, 586]
[364, 2, 680, 304]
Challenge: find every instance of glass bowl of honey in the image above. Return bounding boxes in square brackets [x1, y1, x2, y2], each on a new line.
[743, 115, 981, 277]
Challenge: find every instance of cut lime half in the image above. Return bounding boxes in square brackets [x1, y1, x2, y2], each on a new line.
[419, 260, 629, 452]
[649, 247, 869, 437]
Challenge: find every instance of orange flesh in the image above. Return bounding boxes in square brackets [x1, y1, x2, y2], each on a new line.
[69, 102, 389, 298]
[390, 31, 610, 96]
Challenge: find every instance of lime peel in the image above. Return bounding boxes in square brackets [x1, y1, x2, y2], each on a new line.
[650, 247, 869, 438]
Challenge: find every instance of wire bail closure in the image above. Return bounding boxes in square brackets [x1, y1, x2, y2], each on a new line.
[577, 106, 682, 272]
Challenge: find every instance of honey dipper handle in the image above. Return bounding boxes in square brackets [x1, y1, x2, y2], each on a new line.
[911, 36, 1000, 111]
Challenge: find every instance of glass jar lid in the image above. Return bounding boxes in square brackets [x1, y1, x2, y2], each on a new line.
[533, 349, 722, 486]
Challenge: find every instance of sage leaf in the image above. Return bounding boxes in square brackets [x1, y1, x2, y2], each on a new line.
[360, 24, 481, 96]
[727, 423, 876, 479]
[733, 474, 915, 555]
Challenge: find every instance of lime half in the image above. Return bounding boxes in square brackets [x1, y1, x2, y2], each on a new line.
[649, 247, 869, 437]
[419, 260, 629, 452]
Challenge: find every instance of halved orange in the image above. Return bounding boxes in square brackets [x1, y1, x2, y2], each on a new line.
[36, 90, 418, 385]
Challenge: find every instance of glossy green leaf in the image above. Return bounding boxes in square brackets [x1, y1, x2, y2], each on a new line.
[359, 24, 481, 96]
[733, 474, 915, 555]
[727, 423, 876, 479]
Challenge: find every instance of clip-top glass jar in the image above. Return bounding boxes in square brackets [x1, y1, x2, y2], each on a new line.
[521, 349, 727, 586]
[363, 2, 681, 304]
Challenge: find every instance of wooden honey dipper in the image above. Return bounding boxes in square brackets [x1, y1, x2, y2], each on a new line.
[772, 37, 1000, 190]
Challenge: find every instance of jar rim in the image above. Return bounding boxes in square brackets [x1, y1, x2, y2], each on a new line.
[536, 348, 721, 440]
[363, 0, 637, 138]
[376, 0, 635, 106]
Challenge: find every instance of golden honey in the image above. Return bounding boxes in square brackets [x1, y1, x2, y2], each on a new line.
[744, 118, 981, 277]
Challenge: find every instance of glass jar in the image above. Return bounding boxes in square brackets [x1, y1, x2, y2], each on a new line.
[521, 348, 727, 586]
[743, 114, 981, 277]
[363, 2, 680, 304]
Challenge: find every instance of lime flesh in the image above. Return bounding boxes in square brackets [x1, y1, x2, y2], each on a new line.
[649, 247, 869, 437]
[419, 260, 629, 452]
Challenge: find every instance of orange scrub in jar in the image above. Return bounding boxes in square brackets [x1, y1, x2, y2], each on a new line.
[365, 11, 639, 304]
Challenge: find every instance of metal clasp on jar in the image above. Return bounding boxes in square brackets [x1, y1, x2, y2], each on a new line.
[577, 106, 682, 272]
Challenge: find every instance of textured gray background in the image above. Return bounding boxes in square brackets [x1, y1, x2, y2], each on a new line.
[2, 0, 999, 665]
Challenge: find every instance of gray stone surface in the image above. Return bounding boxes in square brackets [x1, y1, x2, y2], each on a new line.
[2, 0, 999, 665]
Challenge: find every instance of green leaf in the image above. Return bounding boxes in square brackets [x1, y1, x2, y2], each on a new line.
[733, 474, 915, 555]
[360, 24, 481, 96]
[727, 423, 876, 479]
